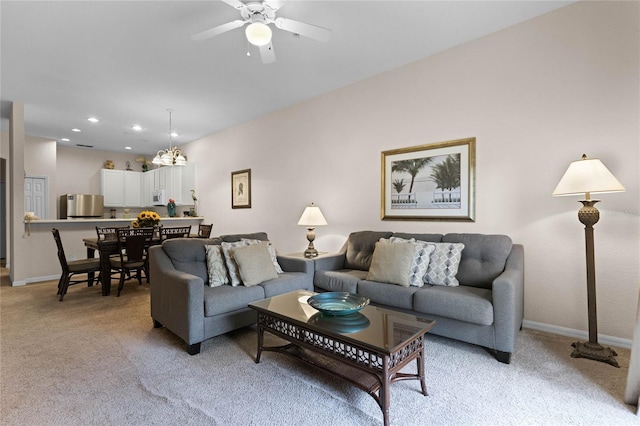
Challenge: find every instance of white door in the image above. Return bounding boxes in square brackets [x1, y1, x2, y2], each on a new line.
[24, 176, 48, 219]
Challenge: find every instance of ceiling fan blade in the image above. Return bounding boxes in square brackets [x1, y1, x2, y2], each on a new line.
[264, 0, 285, 11]
[259, 42, 276, 64]
[222, 0, 246, 10]
[191, 20, 246, 41]
[274, 17, 331, 43]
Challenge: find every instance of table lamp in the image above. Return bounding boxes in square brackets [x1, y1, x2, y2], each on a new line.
[552, 154, 625, 367]
[297, 203, 328, 258]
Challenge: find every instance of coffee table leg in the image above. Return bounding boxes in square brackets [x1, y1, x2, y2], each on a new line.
[382, 357, 391, 426]
[418, 350, 428, 396]
[255, 321, 264, 364]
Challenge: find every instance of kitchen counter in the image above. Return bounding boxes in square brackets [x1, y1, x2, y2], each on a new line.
[26, 217, 204, 224]
[16, 216, 206, 285]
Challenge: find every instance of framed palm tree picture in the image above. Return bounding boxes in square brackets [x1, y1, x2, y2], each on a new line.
[381, 137, 475, 221]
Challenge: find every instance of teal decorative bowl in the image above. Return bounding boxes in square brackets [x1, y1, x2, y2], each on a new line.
[307, 292, 370, 316]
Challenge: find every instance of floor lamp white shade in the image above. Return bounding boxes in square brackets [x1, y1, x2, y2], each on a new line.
[552, 154, 625, 367]
[552, 154, 625, 198]
[297, 203, 327, 258]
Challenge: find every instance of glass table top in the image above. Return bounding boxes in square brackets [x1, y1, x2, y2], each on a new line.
[249, 290, 435, 354]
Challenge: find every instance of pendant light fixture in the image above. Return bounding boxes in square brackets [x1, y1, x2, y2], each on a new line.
[152, 109, 186, 166]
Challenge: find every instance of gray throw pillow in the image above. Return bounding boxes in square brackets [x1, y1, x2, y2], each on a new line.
[384, 237, 436, 287]
[241, 238, 284, 273]
[232, 242, 278, 287]
[366, 241, 414, 287]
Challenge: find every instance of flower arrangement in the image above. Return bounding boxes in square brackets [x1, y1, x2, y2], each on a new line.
[132, 210, 161, 228]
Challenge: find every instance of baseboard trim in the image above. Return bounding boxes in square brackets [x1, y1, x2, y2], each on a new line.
[523, 320, 632, 350]
[11, 274, 60, 287]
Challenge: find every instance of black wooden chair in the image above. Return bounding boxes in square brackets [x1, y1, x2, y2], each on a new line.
[197, 224, 213, 238]
[109, 227, 154, 296]
[96, 225, 128, 241]
[52, 228, 102, 301]
[160, 225, 192, 240]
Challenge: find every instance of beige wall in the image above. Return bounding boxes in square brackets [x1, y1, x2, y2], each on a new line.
[185, 1, 639, 341]
[6, 2, 639, 343]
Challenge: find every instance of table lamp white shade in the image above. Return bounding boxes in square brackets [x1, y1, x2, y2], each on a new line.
[552, 154, 625, 198]
[297, 203, 328, 226]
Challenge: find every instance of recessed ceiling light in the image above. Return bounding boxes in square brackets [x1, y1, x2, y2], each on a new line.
[60, 138, 70, 142]
[171, 132, 179, 138]
[125, 146, 132, 150]
[71, 128, 82, 132]
[87, 117, 99, 123]
[132, 125, 142, 131]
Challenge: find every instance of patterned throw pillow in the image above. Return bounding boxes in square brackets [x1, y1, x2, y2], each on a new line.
[204, 245, 228, 287]
[384, 237, 435, 287]
[241, 238, 284, 273]
[221, 240, 249, 286]
[422, 242, 465, 287]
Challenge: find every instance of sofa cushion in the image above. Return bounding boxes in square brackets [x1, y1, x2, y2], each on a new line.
[314, 270, 367, 293]
[162, 238, 210, 283]
[232, 242, 278, 287]
[345, 231, 394, 271]
[386, 237, 436, 287]
[260, 272, 313, 298]
[366, 241, 414, 287]
[221, 232, 269, 242]
[423, 242, 465, 287]
[205, 245, 229, 287]
[443, 234, 512, 289]
[392, 233, 443, 243]
[203, 284, 265, 317]
[358, 280, 419, 310]
[413, 286, 494, 325]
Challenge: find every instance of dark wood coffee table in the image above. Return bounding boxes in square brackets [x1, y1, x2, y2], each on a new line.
[248, 290, 435, 426]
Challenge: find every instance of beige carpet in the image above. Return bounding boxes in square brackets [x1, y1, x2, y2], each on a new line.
[1, 276, 637, 425]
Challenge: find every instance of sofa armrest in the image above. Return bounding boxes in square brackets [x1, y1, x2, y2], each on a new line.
[312, 253, 346, 271]
[491, 244, 525, 353]
[277, 255, 314, 275]
[149, 245, 205, 345]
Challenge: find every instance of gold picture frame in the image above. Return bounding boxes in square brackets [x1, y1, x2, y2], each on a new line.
[381, 137, 476, 221]
[231, 169, 251, 209]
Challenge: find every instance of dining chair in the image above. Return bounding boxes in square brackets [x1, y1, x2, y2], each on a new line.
[52, 228, 102, 301]
[197, 224, 213, 238]
[96, 225, 128, 241]
[160, 225, 192, 240]
[110, 227, 154, 296]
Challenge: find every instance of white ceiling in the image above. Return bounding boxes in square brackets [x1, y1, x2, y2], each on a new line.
[1, 0, 573, 156]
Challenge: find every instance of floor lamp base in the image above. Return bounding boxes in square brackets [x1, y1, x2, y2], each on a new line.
[571, 341, 619, 367]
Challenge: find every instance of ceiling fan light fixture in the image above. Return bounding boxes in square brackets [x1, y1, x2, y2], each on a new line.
[245, 22, 272, 46]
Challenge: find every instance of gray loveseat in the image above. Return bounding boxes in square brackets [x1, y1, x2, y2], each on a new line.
[149, 232, 314, 355]
[313, 231, 524, 363]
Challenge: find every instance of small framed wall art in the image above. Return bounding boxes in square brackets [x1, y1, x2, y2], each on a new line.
[231, 169, 252, 209]
[381, 137, 476, 221]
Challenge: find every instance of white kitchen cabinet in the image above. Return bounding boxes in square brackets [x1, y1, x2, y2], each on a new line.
[100, 169, 141, 207]
[141, 170, 154, 207]
[124, 171, 141, 207]
[101, 164, 195, 207]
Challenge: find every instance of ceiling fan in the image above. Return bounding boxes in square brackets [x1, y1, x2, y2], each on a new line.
[191, 0, 332, 64]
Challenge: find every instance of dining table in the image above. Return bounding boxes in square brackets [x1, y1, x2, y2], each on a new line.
[83, 236, 161, 296]
[83, 234, 200, 295]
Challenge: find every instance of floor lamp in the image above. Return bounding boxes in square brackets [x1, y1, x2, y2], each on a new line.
[552, 154, 625, 367]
